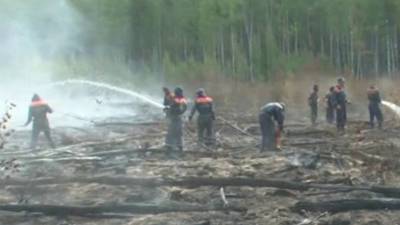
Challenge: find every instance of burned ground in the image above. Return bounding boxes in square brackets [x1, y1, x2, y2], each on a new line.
[0, 110, 400, 225]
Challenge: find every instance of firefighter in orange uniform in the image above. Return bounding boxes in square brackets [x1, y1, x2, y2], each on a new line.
[164, 87, 187, 152]
[189, 88, 215, 146]
[24, 94, 55, 150]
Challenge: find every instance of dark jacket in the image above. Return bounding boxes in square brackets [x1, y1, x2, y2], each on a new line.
[260, 103, 285, 130]
[334, 85, 347, 108]
[308, 91, 318, 107]
[325, 92, 335, 108]
[189, 96, 215, 119]
[367, 89, 381, 106]
[25, 100, 53, 130]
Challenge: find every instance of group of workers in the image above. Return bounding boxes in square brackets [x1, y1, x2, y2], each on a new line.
[308, 77, 383, 133]
[22, 77, 384, 152]
[162, 77, 384, 153]
[308, 77, 349, 133]
[162, 86, 286, 153]
[162, 87, 215, 153]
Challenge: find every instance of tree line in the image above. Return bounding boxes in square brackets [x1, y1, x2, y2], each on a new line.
[69, 0, 400, 81]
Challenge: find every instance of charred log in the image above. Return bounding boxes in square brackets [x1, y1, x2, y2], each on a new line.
[293, 198, 400, 213]
[3, 176, 400, 198]
[0, 202, 246, 217]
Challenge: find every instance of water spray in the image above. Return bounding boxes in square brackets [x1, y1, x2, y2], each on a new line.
[382, 101, 400, 118]
[44, 79, 164, 109]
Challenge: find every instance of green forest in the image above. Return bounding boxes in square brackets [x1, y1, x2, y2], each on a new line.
[66, 0, 400, 81]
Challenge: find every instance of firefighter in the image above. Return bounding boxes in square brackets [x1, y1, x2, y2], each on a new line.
[325, 86, 336, 124]
[334, 77, 348, 134]
[259, 102, 285, 151]
[163, 87, 174, 107]
[24, 94, 55, 150]
[367, 85, 383, 129]
[164, 87, 187, 152]
[308, 84, 319, 125]
[189, 88, 215, 146]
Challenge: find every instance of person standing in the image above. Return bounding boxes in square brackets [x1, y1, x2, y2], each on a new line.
[334, 77, 347, 134]
[367, 85, 383, 129]
[189, 88, 215, 146]
[259, 102, 285, 151]
[308, 84, 319, 125]
[164, 87, 187, 152]
[24, 94, 55, 150]
[325, 86, 336, 124]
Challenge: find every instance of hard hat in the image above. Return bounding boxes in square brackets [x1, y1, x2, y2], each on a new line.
[279, 102, 286, 112]
[174, 87, 183, 97]
[196, 88, 205, 96]
[31, 94, 41, 102]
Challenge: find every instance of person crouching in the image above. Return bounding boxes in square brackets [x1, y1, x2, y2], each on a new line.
[259, 102, 285, 151]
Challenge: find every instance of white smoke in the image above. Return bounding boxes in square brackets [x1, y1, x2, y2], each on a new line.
[0, 0, 85, 127]
[0, 1, 164, 129]
[0, 0, 81, 82]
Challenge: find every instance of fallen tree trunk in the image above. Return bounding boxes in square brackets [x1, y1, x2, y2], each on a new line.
[89, 148, 230, 159]
[0, 176, 309, 190]
[94, 121, 162, 127]
[0, 202, 245, 217]
[217, 117, 255, 137]
[12, 138, 134, 161]
[50, 133, 162, 154]
[286, 129, 335, 137]
[286, 140, 329, 147]
[3, 176, 400, 198]
[293, 198, 400, 213]
[89, 148, 164, 157]
[22, 156, 102, 164]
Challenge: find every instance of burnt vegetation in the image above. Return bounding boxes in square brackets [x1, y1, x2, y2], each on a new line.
[0, 110, 400, 225]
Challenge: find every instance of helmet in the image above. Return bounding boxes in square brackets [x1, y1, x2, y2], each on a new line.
[313, 84, 319, 92]
[337, 77, 345, 84]
[31, 94, 41, 102]
[174, 87, 183, 97]
[279, 102, 286, 112]
[162, 87, 170, 93]
[196, 88, 205, 96]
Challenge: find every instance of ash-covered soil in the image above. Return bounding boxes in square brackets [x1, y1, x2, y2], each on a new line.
[1, 113, 400, 225]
